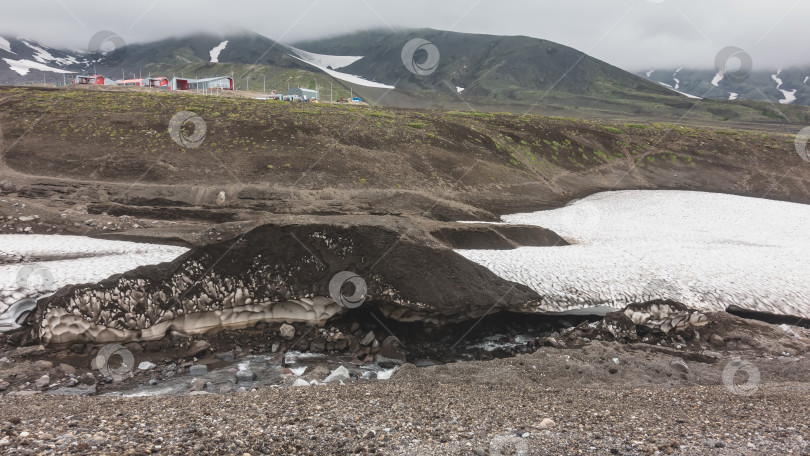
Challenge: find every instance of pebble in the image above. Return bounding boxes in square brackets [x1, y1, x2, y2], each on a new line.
[138, 361, 157, 371]
[539, 418, 556, 429]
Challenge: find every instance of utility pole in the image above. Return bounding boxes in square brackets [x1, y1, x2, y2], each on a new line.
[330, 82, 332, 102]
[263, 75, 266, 93]
[122, 69, 124, 79]
[247, 76, 249, 91]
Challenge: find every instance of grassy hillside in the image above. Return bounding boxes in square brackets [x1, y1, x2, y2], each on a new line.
[2, 86, 810, 220]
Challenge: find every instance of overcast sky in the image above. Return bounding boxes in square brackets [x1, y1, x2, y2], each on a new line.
[2, 0, 809, 71]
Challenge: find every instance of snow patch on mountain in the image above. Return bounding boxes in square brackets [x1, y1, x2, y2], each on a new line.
[772, 69, 796, 104]
[3, 58, 75, 76]
[285, 45, 363, 70]
[21, 40, 78, 66]
[456, 86, 464, 93]
[711, 73, 723, 87]
[645, 69, 654, 78]
[805, 76, 809, 84]
[672, 67, 681, 90]
[0, 36, 13, 54]
[209, 40, 228, 63]
[284, 47, 394, 89]
[656, 82, 701, 99]
[729, 92, 739, 101]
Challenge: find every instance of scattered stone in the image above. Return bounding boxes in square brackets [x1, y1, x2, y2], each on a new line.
[292, 378, 310, 387]
[375, 345, 407, 368]
[13, 345, 46, 357]
[138, 361, 157, 371]
[360, 331, 375, 346]
[35, 374, 50, 390]
[189, 378, 206, 392]
[608, 367, 619, 375]
[215, 352, 235, 362]
[235, 370, 257, 383]
[187, 340, 211, 357]
[305, 365, 330, 382]
[539, 418, 556, 429]
[324, 366, 350, 383]
[216, 191, 226, 206]
[189, 365, 208, 376]
[148, 379, 159, 386]
[47, 385, 96, 397]
[58, 363, 75, 376]
[381, 336, 402, 347]
[310, 338, 326, 353]
[271, 343, 280, 353]
[219, 385, 233, 394]
[0, 380, 9, 391]
[709, 334, 725, 348]
[279, 324, 296, 340]
[670, 359, 689, 374]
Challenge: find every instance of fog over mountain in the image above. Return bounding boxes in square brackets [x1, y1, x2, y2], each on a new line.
[1, 0, 809, 72]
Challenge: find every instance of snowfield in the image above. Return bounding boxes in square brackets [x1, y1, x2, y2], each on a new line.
[0, 235, 187, 317]
[457, 190, 810, 318]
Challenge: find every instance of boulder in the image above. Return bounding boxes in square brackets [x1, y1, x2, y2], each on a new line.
[359, 331, 375, 346]
[187, 340, 211, 357]
[35, 374, 50, 390]
[279, 324, 296, 340]
[323, 365, 350, 383]
[374, 345, 407, 368]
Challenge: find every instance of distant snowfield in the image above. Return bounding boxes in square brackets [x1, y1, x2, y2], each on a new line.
[0, 36, 13, 54]
[0, 236, 187, 316]
[284, 45, 395, 89]
[209, 40, 228, 63]
[728, 92, 739, 101]
[711, 73, 723, 87]
[3, 58, 74, 76]
[457, 190, 810, 318]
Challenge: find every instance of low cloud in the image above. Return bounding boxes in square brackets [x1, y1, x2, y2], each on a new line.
[2, 0, 808, 71]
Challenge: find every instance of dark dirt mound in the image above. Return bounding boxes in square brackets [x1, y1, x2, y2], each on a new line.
[32, 222, 542, 344]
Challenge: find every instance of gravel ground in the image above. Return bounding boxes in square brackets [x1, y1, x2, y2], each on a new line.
[1, 344, 809, 456]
